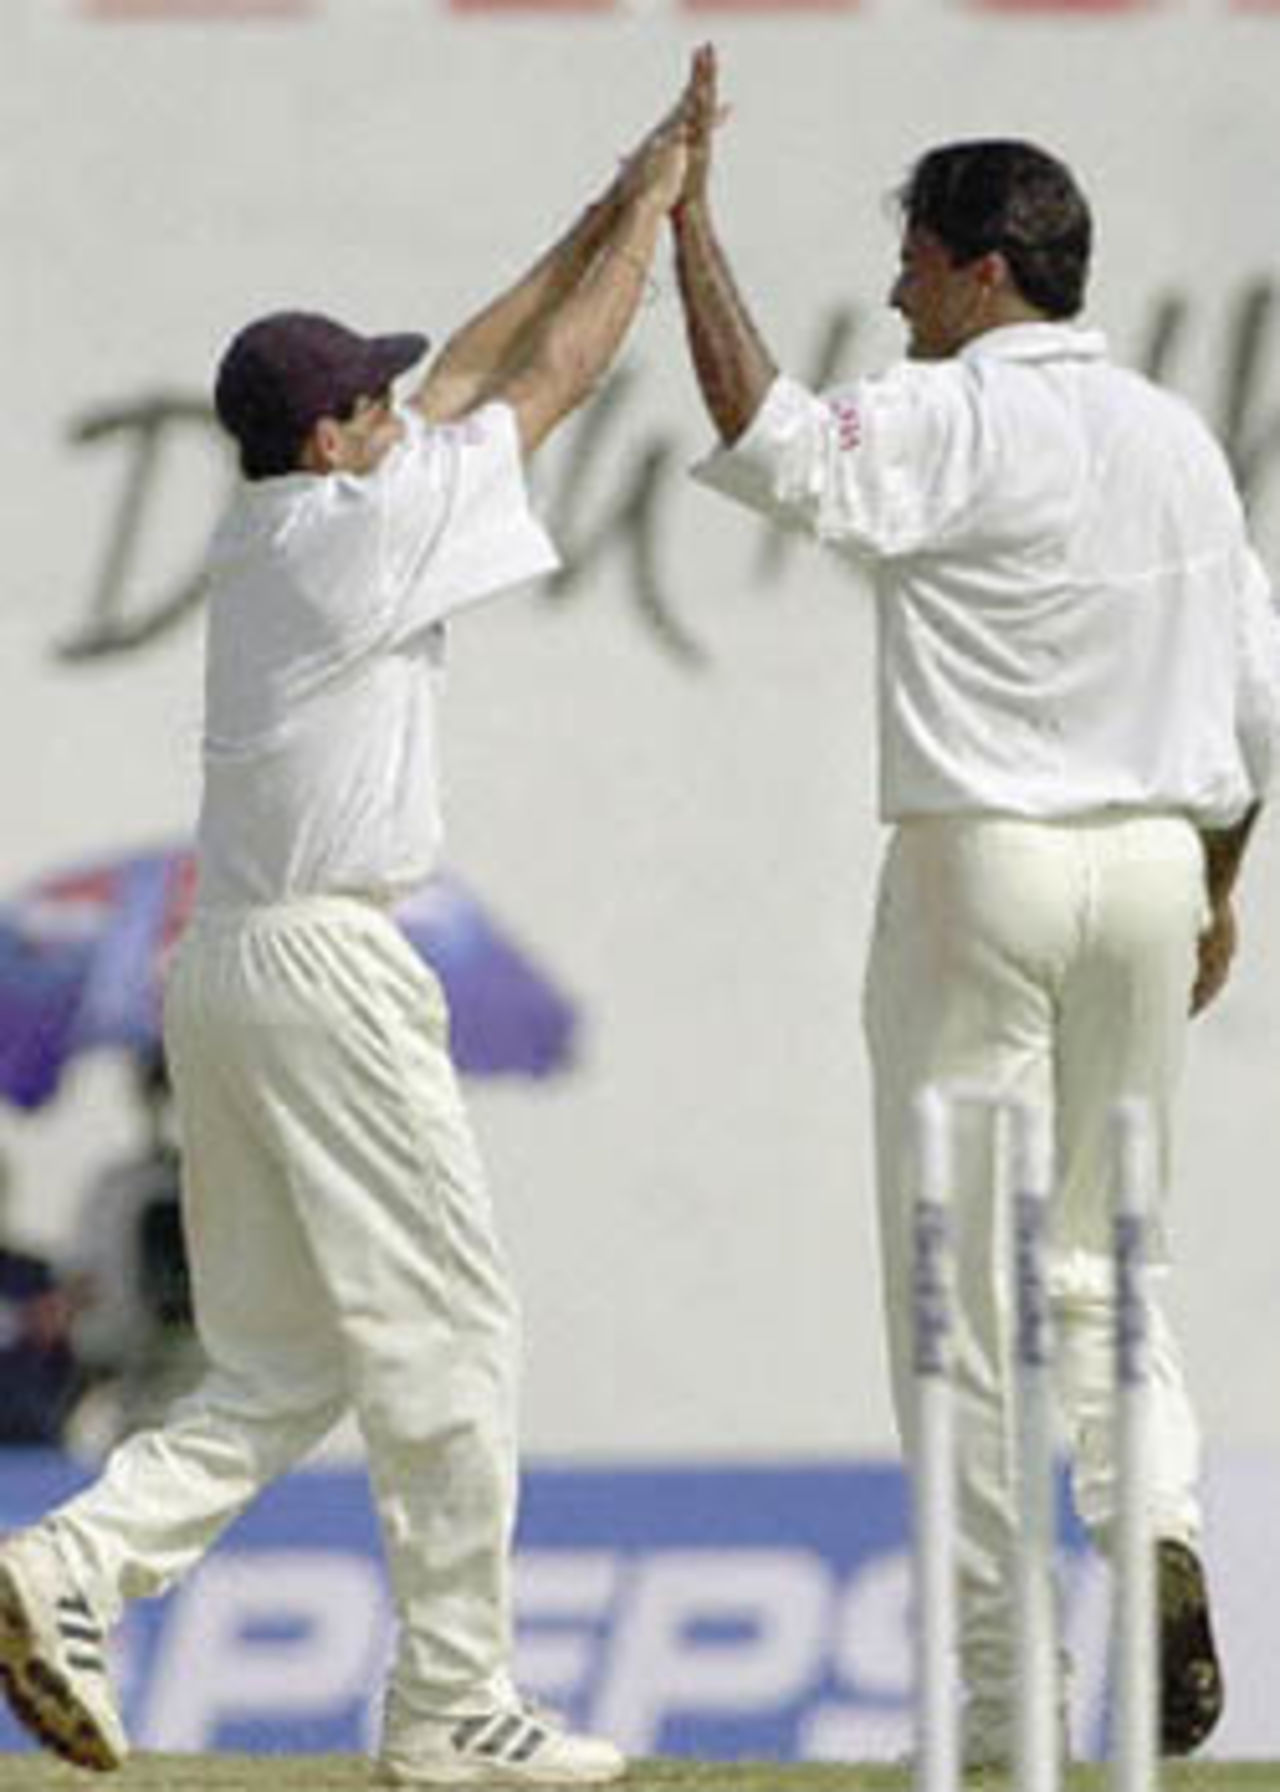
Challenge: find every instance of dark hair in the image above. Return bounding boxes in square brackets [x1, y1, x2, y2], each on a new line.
[237, 389, 361, 481]
[897, 140, 1092, 319]
[239, 423, 306, 482]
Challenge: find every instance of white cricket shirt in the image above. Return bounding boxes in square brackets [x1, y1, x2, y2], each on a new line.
[695, 323, 1280, 826]
[195, 402, 558, 907]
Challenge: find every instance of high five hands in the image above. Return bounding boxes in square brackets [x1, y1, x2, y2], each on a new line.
[614, 43, 726, 218]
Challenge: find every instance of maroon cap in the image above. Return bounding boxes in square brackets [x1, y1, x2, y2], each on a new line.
[214, 311, 429, 477]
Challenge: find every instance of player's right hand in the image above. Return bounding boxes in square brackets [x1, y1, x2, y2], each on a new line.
[679, 43, 721, 211]
[1191, 895, 1237, 1015]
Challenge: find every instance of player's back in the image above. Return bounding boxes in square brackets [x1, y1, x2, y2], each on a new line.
[1058, 360, 1245, 584]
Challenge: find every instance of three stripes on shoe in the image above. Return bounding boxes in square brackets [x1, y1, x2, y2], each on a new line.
[54, 1592, 108, 1676]
[451, 1711, 553, 1766]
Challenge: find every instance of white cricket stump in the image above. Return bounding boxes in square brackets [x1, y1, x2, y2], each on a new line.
[1010, 1098, 1060, 1792]
[1109, 1098, 1159, 1792]
[912, 1085, 959, 1792]
[910, 1085, 1160, 1791]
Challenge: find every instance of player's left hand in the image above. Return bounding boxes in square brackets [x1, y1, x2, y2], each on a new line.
[1191, 895, 1237, 1015]
[679, 43, 724, 211]
[619, 123, 689, 215]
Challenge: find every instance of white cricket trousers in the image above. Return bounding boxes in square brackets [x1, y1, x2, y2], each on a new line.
[863, 813, 1208, 1743]
[49, 896, 521, 1726]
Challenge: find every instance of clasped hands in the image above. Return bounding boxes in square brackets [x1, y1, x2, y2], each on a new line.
[612, 43, 723, 222]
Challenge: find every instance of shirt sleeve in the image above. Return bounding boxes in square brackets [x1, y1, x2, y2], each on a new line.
[266, 404, 558, 701]
[1233, 546, 1280, 799]
[374, 402, 560, 641]
[691, 369, 985, 560]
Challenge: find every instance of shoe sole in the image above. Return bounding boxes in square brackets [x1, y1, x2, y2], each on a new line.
[377, 1759, 626, 1786]
[1158, 1541, 1224, 1756]
[0, 1562, 125, 1773]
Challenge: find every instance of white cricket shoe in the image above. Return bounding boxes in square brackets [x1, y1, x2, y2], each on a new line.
[0, 1527, 128, 1773]
[377, 1702, 625, 1786]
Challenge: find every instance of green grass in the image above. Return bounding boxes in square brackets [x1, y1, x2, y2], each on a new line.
[0, 1759, 1276, 1791]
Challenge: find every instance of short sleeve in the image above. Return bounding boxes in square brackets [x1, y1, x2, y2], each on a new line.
[374, 403, 560, 640]
[691, 369, 985, 559]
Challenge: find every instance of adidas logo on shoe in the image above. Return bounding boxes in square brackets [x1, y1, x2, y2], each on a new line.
[378, 1701, 625, 1785]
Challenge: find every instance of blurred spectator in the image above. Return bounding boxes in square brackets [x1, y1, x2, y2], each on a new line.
[64, 1051, 203, 1454]
[0, 1152, 81, 1446]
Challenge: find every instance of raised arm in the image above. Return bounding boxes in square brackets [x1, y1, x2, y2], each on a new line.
[670, 44, 777, 446]
[490, 127, 687, 456]
[414, 80, 694, 445]
[411, 183, 628, 428]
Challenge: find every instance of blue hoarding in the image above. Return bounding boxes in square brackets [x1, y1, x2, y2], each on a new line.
[0, 1454, 1272, 1762]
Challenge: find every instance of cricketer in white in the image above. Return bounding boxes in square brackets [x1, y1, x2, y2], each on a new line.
[671, 42, 1280, 1771]
[0, 70, 699, 1791]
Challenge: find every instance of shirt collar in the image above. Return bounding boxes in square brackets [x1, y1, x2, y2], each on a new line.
[959, 321, 1109, 366]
